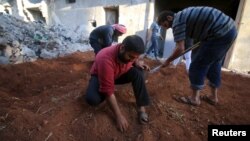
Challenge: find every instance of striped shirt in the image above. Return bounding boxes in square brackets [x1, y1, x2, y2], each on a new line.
[172, 6, 235, 42]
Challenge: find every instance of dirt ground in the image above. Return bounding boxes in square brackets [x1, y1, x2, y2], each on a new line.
[0, 51, 249, 141]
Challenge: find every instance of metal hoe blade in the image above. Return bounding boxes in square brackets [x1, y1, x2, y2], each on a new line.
[149, 65, 162, 73]
[149, 42, 201, 74]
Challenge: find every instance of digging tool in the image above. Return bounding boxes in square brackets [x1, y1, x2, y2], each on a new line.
[149, 42, 201, 73]
[149, 64, 163, 73]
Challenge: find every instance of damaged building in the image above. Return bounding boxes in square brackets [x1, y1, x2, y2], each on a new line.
[0, 0, 249, 73]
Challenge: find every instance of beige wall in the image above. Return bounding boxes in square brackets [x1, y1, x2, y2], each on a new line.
[227, 0, 250, 72]
[119, 2, 154, 42]
[47, 0, 154, 43]
[3, 0, 249, 72]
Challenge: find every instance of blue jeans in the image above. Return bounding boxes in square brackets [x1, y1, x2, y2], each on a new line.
[189, 27, 237, 90]
[89, 38, 102, 55]
[146, 37, 159, 58]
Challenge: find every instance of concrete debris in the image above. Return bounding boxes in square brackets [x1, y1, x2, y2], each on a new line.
[0, 13, 92, 64]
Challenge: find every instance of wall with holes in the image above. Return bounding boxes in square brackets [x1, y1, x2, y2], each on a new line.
[47, 0, 154, 43]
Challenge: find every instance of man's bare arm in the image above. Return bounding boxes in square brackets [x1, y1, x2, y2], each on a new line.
[106, 94, 128, 132]
[163, 40, 185, 66]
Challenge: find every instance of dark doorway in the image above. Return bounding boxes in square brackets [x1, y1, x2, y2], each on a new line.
[104, 7, 119, 25]
[104, 6, 119, 41]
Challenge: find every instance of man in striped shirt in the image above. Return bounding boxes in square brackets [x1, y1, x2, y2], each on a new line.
[157, 6, 237, 106]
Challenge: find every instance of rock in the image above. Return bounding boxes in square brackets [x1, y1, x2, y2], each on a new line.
[0, 56, 9, 64]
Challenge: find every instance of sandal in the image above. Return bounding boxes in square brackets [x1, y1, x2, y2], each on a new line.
[174, 96, 200, 106]
[200, 95, 218, 105]
[138, 111, 149, 124]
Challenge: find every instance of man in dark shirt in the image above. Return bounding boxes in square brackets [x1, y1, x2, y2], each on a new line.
[157, 7, 237, 106]
[85, 35, 150, 132]
[89, 24, 127, 55]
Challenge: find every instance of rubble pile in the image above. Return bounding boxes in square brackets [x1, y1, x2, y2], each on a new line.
[0, 13, 92, 64]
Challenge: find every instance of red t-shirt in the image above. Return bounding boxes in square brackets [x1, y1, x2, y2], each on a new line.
[90, 44, 133, 96]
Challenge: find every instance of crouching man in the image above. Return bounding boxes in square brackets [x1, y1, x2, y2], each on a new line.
[85, 35, 150, 132]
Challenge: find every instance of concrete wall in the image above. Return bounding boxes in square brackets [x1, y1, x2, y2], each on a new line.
[47, 0, 154, 42]
[1, 0, 250, 72]
[227, 0, 250, 72]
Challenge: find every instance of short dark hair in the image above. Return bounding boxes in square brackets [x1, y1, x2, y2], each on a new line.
[122, 35, 145, 54]
[157, 11, 175, 25]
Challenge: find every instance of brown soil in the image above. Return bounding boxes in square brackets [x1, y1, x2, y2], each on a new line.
[0, 51, 249, 141]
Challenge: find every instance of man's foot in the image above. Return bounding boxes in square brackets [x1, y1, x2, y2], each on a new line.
[200, 95, 218, 105]
[174, 96, 201, 106]
[137, 107, 149, 124]
[138, 111, 149, 124]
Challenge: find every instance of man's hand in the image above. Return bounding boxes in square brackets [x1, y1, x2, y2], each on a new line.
[135, 59, 150, 71]
[106, 94, 129, 132]
[140, 64, 150, 71]
[116, 114, 129, 132]
[162, 59, 171, 67]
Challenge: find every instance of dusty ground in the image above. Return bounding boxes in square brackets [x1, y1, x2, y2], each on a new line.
[0, 51, 249, 141]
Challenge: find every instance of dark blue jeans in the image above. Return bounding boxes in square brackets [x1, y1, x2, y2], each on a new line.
[189, 27, 237, 90]
[89, 39, 102, 55]
[85, 67, 150, 107]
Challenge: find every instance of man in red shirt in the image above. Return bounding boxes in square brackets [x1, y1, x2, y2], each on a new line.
[85, 35, 150, 132]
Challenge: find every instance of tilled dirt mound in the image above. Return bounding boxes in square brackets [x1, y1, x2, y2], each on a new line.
[0, 51, 250, 141]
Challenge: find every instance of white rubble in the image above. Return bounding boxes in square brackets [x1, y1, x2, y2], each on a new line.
[0, 13, 92, 64]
